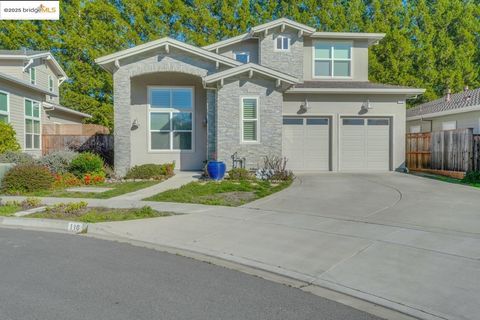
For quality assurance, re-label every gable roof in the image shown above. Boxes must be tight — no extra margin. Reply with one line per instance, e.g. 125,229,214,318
203,62,298,86
203,18,315,51
0,50,67,79
95,37,242,73
407,88,480,119
288,81,425,95
0,71,57,96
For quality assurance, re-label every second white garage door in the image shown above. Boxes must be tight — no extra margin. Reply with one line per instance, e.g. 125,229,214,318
282,117,330,171
340,118,390,171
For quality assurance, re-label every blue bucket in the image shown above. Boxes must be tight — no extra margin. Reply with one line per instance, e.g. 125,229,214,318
207,161,226,181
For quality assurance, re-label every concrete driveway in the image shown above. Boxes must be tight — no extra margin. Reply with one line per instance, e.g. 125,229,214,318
92,173,480,320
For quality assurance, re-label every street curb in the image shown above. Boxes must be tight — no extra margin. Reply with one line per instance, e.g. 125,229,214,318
0,216,88,234
86,225,422,320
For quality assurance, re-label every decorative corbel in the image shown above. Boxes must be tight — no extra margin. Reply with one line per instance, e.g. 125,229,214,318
298,30,303,38
280,24,285,32
165,43,169,53
23,58,34,72
264,28,268,37
114,59,120,70
215,61,220,70
248,70,253,78
276,79,281,88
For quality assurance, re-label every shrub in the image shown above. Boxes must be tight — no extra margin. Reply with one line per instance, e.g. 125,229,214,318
125,163,175,179
83,172,105,185
256,156,293,181
1,164,55,194
462,171,480,184
0,122,20,154
228,168,253,181
46,201,88,216
39,150,77,174
69,152,104,178
53,172,82,189
0,151,35,165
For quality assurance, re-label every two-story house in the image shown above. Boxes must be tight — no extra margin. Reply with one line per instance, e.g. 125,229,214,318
96,18,424,176
0,49,91,156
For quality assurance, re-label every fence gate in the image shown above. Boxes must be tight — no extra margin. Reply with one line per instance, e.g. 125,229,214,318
406,132,431,170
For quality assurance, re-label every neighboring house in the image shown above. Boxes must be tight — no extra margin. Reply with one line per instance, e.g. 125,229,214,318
96,18,424,176
407,87,480,134
0,49,91,156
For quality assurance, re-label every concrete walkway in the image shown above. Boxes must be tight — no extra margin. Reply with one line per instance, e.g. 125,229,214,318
2,173,480,320
110,171,202,201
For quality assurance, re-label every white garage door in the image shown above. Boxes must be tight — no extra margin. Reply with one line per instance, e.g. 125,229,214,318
282,117,330,171
340,118,390,171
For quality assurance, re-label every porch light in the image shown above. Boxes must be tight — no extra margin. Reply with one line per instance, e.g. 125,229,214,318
131,118,139,129
300,98,309,112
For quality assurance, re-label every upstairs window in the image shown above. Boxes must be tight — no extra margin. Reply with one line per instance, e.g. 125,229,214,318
234,51,250,63
314,41,352,78
48,75,54,92
0,91,9,123
29,67,36,85
275,35,290,51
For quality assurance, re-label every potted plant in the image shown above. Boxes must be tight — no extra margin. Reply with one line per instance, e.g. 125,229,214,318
207,159,226,181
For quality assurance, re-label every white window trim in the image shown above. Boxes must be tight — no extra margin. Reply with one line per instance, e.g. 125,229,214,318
147,86,195,153
240,96,260,144
24,98,41,150
442,120,457,131
29,67,36,85
312,40,353,79
233,51,250,63
410,125,421,133
0,90,9,123
274,35,291,52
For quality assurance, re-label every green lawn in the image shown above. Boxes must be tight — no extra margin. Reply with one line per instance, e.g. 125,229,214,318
0,203,21,216
10,181,159,199
145,179,292,206
27,205,172,223
411,172,480,188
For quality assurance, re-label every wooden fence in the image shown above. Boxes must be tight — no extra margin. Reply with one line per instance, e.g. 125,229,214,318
406,128,480,176
43,124,110,135
42,134,114,165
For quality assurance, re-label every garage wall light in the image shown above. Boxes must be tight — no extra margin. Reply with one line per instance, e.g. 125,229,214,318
362,99,372,111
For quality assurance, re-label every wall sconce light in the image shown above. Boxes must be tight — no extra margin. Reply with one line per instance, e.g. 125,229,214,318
361,99,372,111
131,119,139,130
300,98,309,112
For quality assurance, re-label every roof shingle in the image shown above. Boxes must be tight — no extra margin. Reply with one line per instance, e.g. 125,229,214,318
406,88,480,118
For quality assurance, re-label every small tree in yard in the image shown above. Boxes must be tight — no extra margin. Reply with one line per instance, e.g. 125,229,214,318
0,122,20,154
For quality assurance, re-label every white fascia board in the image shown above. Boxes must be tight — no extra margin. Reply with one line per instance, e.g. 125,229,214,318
251,18,316,34
0,52,68,78
286,87,425,95
407,104,480,121
95,37,241,71
203,33,253,51
43,102,92,118
311,32,386,45
204,63,298,84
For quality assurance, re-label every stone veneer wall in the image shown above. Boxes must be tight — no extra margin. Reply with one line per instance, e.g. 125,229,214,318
216,77,283,169
259,28,303,81
113,51,221,176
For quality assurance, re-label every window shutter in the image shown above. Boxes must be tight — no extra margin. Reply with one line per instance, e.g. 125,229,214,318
243,99,257,119
0,93,7,112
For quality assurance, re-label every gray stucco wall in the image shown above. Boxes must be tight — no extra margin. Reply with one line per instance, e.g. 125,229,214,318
112,48,219,176
216,76,283,169
283,93,408,171
259,27,304,81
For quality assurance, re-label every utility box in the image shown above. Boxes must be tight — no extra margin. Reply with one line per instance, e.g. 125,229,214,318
0,163,13,182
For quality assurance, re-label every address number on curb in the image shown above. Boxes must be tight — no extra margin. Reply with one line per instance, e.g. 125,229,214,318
67,222,84,233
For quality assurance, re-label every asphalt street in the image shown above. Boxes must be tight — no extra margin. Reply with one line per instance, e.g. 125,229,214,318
0,229,381,320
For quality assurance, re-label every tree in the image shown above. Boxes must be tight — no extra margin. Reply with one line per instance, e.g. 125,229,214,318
0,122,20,154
